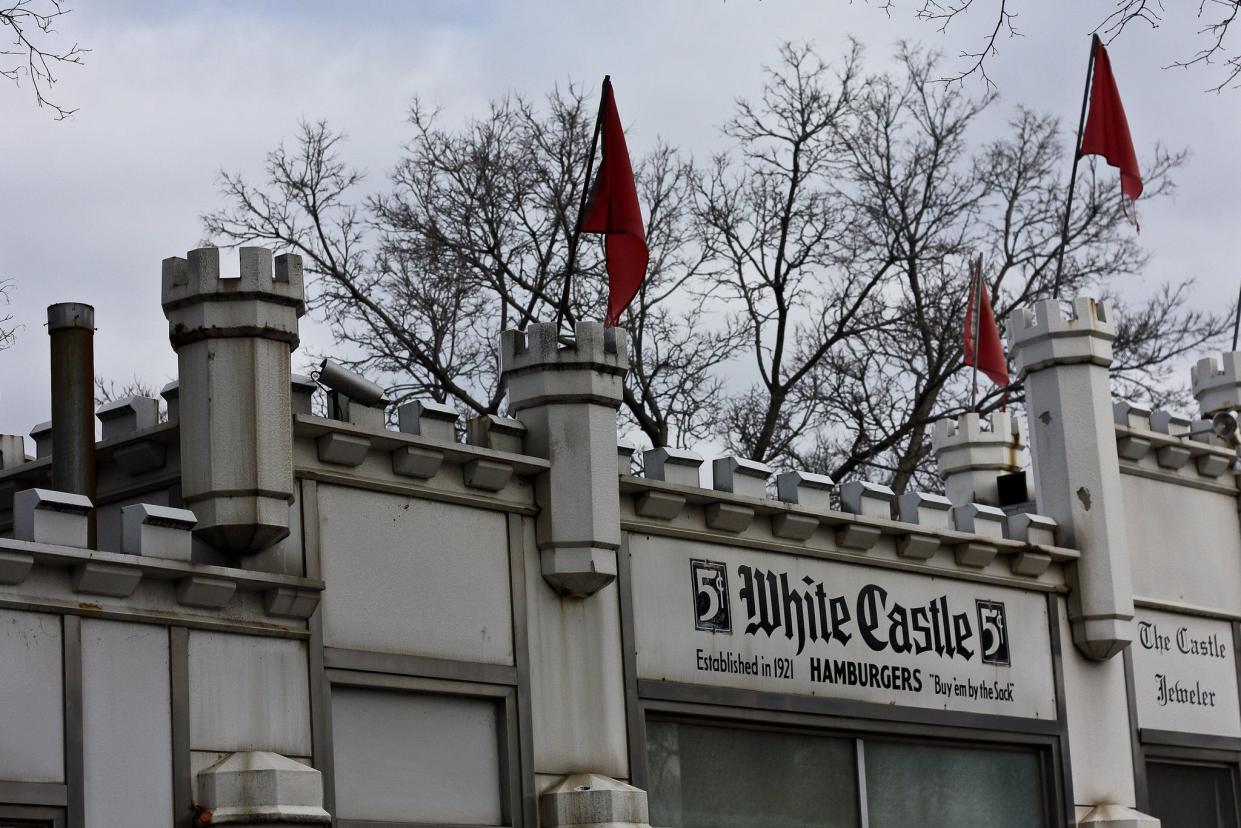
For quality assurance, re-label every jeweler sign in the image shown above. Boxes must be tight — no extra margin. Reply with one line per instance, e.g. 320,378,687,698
631,537,1058,719
1131,608,1241,738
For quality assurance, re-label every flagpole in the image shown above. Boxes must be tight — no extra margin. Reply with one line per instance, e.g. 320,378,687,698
1232,281,1241,351
971,256,982,412
1053,34,1100,299
557,75,610,332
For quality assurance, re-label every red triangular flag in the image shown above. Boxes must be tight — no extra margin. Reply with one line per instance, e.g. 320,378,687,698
579,78,648,326
964,263,1008,388
1078,38,1143,225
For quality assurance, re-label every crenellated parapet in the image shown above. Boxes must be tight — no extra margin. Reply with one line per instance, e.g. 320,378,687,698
501,320,628,414
161,246,304,347
932,411,1027,506
620,451,1069,581
1113,399,1238,479
1010,296,1115,374
1191,351,1241,416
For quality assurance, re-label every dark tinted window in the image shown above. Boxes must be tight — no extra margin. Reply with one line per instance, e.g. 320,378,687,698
647,720,860,828
1147,760,1239,828
865,741,1045,828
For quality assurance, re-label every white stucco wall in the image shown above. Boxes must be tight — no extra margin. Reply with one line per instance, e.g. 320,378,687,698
82,619,172,827
0,609,63,783
317,484,514,665
1122,473,1241,614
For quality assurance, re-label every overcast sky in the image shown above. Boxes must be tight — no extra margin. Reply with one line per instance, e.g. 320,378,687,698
0,1,1236,438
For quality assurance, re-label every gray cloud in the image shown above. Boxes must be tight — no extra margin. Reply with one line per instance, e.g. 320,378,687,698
0,0,1232,437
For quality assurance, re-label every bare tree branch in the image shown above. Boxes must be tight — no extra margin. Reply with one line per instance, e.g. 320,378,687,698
1,0,86,119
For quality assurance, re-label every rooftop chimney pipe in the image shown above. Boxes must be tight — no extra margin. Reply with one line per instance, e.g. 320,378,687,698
47,302,96,546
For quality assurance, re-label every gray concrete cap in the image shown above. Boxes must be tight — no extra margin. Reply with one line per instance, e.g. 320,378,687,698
197,751,330,825
643,447,703,488
712,456,773,498
539,773,651,827
839,481,896,519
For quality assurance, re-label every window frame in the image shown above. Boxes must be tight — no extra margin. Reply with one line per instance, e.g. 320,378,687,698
1139,741,1241,826
0,803,66,828
639,702,1063,828
326,667,522,828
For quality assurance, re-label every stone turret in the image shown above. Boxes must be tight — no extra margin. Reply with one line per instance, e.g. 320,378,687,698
1192,351,1241,417
501,320,649,826
161,247,305,556
1010,298,1132,661
932,411,1027,506
501,320,628,597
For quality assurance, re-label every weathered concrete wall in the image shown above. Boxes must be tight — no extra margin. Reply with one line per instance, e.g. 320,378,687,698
81,619,172,828
1122,473,1241,613
0,609,63,783
317,484,514,664
188,632,311,756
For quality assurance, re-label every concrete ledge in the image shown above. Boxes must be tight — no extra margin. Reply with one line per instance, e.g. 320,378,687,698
0,537,322,622
391,445,444,479
177,575,238,609
463,458,514,491
896,533,939,560
634,490,686,520
316,432,371,467
0,551,34,584
705,502,754,533
73,562,142,598
264,587,321,619
771,512,818,541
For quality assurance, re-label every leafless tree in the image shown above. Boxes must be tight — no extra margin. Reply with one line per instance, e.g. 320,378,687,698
205,41,1229,491
203,93,730,445
1,0,85,119
0,279,17,352
699,42,1221,490
887,0,1241,92
94,376,156,407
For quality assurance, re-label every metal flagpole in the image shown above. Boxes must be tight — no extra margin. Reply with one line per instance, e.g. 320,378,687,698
1233,281,1241,351
971,256,982,412
557,75,610,332
1053,34,1100,299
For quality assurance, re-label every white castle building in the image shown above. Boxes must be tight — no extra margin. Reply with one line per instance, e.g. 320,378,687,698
0,246,1235,827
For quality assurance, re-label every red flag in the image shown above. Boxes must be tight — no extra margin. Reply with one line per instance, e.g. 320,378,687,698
1078,38,1142,223
579,78,648,326
964,262,1008,388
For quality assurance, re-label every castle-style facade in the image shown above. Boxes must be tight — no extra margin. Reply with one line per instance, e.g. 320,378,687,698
0,247,1234,827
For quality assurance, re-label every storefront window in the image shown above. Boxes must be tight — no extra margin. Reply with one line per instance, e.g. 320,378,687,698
1147,760,1239,828
864,741,1045,828
647,719,1051,828
647,720,861,827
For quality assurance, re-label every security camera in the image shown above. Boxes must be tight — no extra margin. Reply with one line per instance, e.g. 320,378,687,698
1211,410,1238,442
316,359,388,407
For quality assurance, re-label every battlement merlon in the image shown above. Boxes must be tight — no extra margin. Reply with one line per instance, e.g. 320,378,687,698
1191,351,1241,416
932,411,1026,457
1009,297,1116,377
161,247,306,349
501,321,629,414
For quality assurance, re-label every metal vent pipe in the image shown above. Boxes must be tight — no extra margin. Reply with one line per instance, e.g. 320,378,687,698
47,302,96,546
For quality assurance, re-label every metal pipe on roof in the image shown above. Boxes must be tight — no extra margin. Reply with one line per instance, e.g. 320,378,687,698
47,302,96,547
